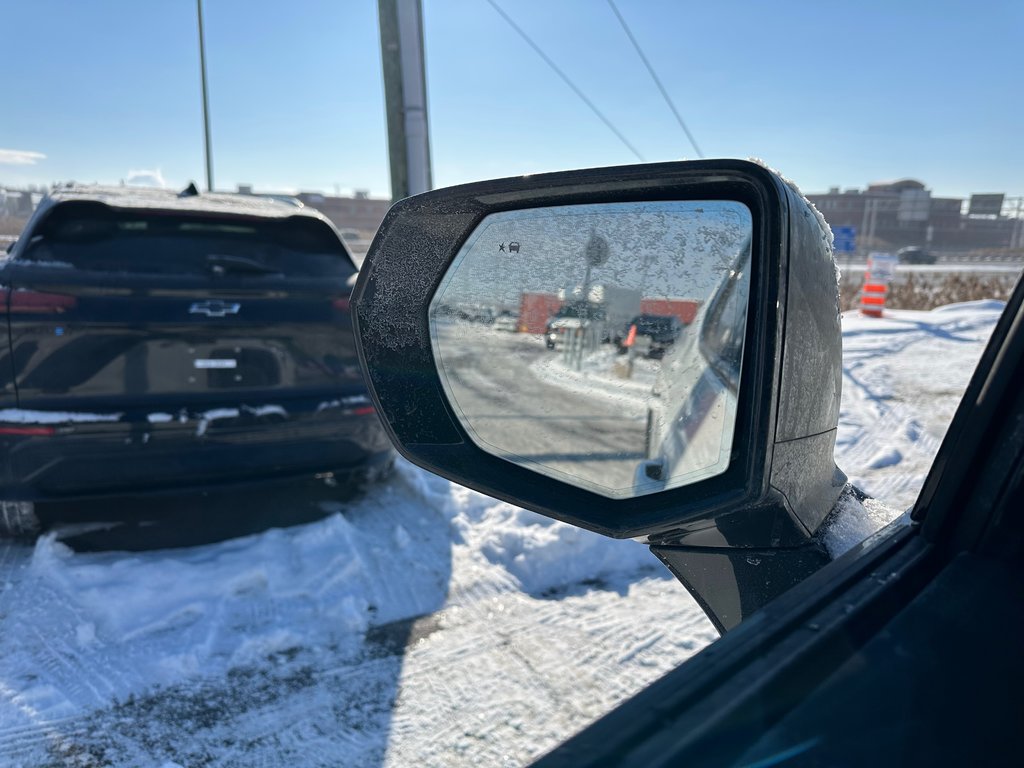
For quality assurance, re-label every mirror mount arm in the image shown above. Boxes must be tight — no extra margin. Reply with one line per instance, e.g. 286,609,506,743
643,483,840,633
651,541,832,634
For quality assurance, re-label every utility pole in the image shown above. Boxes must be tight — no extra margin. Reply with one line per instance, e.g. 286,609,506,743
1013,196,1024,251
197,0,214,192
868,198,878,251
378,0,432,203
859,196,872,259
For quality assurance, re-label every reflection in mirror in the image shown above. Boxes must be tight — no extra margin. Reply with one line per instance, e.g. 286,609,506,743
429,201,752,499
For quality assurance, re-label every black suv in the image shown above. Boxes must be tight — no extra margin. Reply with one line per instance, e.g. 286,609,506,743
0,184,393,535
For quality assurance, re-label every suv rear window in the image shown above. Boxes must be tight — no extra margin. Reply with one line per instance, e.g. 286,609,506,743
21,201,356,279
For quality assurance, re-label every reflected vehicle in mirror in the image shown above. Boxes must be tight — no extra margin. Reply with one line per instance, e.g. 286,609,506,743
615,313,685,358
544,301,603,350
492,310,520,332
429,200,752,500
542,283,639,351
637,245,749,492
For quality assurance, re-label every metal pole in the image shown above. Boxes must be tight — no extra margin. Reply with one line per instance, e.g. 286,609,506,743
197,0,214,191
1012,206,1020,250
397,0,431,196
868,198,878,252
859,197,871,260
378,0,432,203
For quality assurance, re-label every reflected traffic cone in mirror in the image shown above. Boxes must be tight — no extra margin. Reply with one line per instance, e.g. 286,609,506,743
625,323,637,347
614,323,638,379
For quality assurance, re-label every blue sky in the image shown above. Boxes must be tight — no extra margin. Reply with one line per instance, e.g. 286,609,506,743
2,0,1021,199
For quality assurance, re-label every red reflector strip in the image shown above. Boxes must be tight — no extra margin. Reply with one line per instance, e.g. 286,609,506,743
351,406,376,416
9,291,77,313
0,425,56,436
861,295,887,306
332,298,351,311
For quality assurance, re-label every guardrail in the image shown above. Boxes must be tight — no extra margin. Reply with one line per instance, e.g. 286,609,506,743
841,263,1022,276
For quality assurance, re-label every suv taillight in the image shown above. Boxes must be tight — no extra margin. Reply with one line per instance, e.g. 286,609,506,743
7,289,77,314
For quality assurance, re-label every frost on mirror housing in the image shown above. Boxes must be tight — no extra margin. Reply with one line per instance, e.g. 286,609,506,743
354,159,847,629
428,201,752,499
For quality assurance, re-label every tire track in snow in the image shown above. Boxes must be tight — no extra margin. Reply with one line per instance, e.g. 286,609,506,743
837,307,999,509
383,577,715,767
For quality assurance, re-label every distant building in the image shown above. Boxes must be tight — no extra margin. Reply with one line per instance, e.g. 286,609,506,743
0,188,41,217
234,186,389,234
294,190,391,236
808,180,1022,253
0,187,43,237
234,186,391,257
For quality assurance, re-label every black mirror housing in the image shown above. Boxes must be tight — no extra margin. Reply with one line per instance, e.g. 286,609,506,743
354,160,843,537
353,160,846,630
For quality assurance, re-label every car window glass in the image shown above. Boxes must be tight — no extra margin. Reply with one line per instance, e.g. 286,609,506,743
21,204,355,279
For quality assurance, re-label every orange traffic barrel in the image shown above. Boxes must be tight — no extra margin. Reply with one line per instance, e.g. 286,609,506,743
860,272,888,318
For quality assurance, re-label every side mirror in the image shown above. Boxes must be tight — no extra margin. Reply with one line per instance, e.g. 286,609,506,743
353,160,845,632
4,240,14,254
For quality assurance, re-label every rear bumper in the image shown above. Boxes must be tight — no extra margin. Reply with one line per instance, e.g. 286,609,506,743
0,396,393,502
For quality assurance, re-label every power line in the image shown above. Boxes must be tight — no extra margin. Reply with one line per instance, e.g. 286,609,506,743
606,0,703,159
483,0,645,162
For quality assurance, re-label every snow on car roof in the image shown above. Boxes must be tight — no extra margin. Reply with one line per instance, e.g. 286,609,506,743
43,183,329,222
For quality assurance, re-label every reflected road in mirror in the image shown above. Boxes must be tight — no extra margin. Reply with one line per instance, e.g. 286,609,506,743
433,321,649,489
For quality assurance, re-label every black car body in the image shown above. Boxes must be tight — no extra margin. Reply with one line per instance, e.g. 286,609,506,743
0,185,392,529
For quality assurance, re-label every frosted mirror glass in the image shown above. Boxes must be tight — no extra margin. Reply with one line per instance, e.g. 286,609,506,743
429,201,752,499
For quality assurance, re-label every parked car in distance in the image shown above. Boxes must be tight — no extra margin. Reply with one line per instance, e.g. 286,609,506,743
544,301,605,349
492,311,519,332
896,245,937,264
0,183,393,536
616,313,684,358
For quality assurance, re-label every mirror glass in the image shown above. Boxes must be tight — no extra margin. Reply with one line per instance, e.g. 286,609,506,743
429,201,752,499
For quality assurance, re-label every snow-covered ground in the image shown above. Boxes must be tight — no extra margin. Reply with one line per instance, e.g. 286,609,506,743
0,301,1004,767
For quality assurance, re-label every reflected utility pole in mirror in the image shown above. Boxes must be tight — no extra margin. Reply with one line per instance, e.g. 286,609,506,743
569,232,610,370
584,232,610,277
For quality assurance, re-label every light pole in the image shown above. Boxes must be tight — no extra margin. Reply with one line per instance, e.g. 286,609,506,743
197,0,214,192
378,0,432,203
